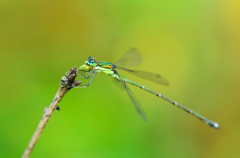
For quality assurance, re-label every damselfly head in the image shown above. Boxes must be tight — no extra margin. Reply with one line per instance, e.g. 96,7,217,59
86,56,96,66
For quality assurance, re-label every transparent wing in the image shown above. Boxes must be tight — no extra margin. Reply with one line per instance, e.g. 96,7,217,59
116,66,169,85
115,48,142,67
117,74,148,122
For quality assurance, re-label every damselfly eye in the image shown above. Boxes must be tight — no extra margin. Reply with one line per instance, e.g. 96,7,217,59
86,56,96,66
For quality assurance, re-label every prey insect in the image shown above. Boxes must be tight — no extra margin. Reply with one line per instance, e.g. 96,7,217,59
76,48,219,129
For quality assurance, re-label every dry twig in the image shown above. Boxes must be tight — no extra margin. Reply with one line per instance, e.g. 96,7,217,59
22,66,81,158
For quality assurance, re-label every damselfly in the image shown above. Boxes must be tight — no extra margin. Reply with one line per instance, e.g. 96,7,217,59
76,48,219,129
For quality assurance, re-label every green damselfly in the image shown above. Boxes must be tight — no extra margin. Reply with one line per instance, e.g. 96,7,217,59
77,48,219,129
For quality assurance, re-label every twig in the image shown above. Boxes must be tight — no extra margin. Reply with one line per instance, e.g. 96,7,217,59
22,66,81,158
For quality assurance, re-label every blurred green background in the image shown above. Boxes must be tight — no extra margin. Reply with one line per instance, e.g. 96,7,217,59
0,0,240,158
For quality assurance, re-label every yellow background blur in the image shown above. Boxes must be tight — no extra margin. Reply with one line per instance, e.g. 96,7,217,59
1,0,240,158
